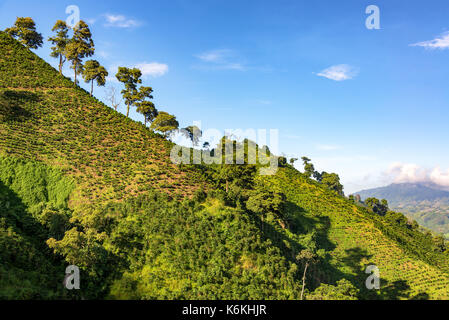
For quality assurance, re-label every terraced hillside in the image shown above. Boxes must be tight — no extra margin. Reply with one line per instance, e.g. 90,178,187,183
0,31,206,210
1,30,448,300
261,169,449,299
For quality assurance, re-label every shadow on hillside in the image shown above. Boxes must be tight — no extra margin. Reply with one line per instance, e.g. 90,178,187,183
0,90,37,122
340,247,430,300
257,201,340,289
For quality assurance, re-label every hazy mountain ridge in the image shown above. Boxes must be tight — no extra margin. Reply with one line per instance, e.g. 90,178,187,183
355,183,449,238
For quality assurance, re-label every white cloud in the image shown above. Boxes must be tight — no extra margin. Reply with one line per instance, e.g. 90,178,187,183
386,162,449,187
85,18,97,25
195,49,245,71
410,32,449,50
317,64,359,81
430,167,449,186
104,14,141,28
196,49,230,63
105,62,168,83
136,62,169,77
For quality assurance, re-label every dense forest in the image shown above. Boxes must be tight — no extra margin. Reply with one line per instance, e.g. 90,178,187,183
0,18,448,300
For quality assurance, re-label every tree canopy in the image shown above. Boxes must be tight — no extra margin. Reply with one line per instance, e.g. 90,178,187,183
150,112,179,138
5,17,43,49
82,60,108,96
115,67,142,118
48,20,70,74
182,126,202,146
65,21,95,84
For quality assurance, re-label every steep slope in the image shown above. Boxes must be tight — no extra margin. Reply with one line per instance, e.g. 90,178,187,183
263,169,449,299
355,183,449,238
1,31,448,300
0,31,206,211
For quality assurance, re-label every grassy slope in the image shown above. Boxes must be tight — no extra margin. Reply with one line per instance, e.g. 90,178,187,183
1,31,448,299
262,168,449,299
0,31,206,213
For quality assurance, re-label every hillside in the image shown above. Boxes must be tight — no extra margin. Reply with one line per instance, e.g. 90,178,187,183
1,31,449,300
355,183,449,238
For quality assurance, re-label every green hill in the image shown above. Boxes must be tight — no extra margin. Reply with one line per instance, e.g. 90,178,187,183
355,183,449,239
1,31,448,300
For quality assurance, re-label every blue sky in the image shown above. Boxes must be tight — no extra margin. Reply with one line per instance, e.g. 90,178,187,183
1,0,449,193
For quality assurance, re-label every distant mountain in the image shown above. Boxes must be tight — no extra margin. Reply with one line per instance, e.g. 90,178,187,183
354,183,449,238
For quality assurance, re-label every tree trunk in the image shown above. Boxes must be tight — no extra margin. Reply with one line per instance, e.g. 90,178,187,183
74,62,77,85
91,79,94,96
126,103,130,117
300,262,309,300
59,54,63,74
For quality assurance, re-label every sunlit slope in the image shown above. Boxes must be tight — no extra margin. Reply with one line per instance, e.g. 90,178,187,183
263,168,449,299
0,31,206,209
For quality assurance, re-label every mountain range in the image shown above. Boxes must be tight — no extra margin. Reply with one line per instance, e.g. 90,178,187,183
355,183,449,238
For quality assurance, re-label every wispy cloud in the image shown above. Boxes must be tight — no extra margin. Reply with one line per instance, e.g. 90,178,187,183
197,49,230,63
317,64,359,81
104,14,141,28
85,18,97,25
136,62,169,77
195,49,245,71
107,62,169,82
410,31,449,50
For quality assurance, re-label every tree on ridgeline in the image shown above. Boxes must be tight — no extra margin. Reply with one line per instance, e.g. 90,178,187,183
290,158,298,166
365,197,389,216
115,67,142,118
5,17,43,49
48,20,70,75
136,86,158,126
182,126,202,147
320,172,344,196
150,111,179,139
82,60,108,96
65,21,95,85
301,157,315,178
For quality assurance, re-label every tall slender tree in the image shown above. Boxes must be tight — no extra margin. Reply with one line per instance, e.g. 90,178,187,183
48,20,70,75
115,67,142,117
65,21,95,85
297,249,318,300
82,60,108,96
5,17,43,49
135,86,158,126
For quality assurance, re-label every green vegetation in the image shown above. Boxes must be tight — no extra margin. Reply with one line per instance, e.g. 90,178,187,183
0,157,74,299
356,183,449,239
1,22,448,301
65,21,95,84
5,17,43,49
